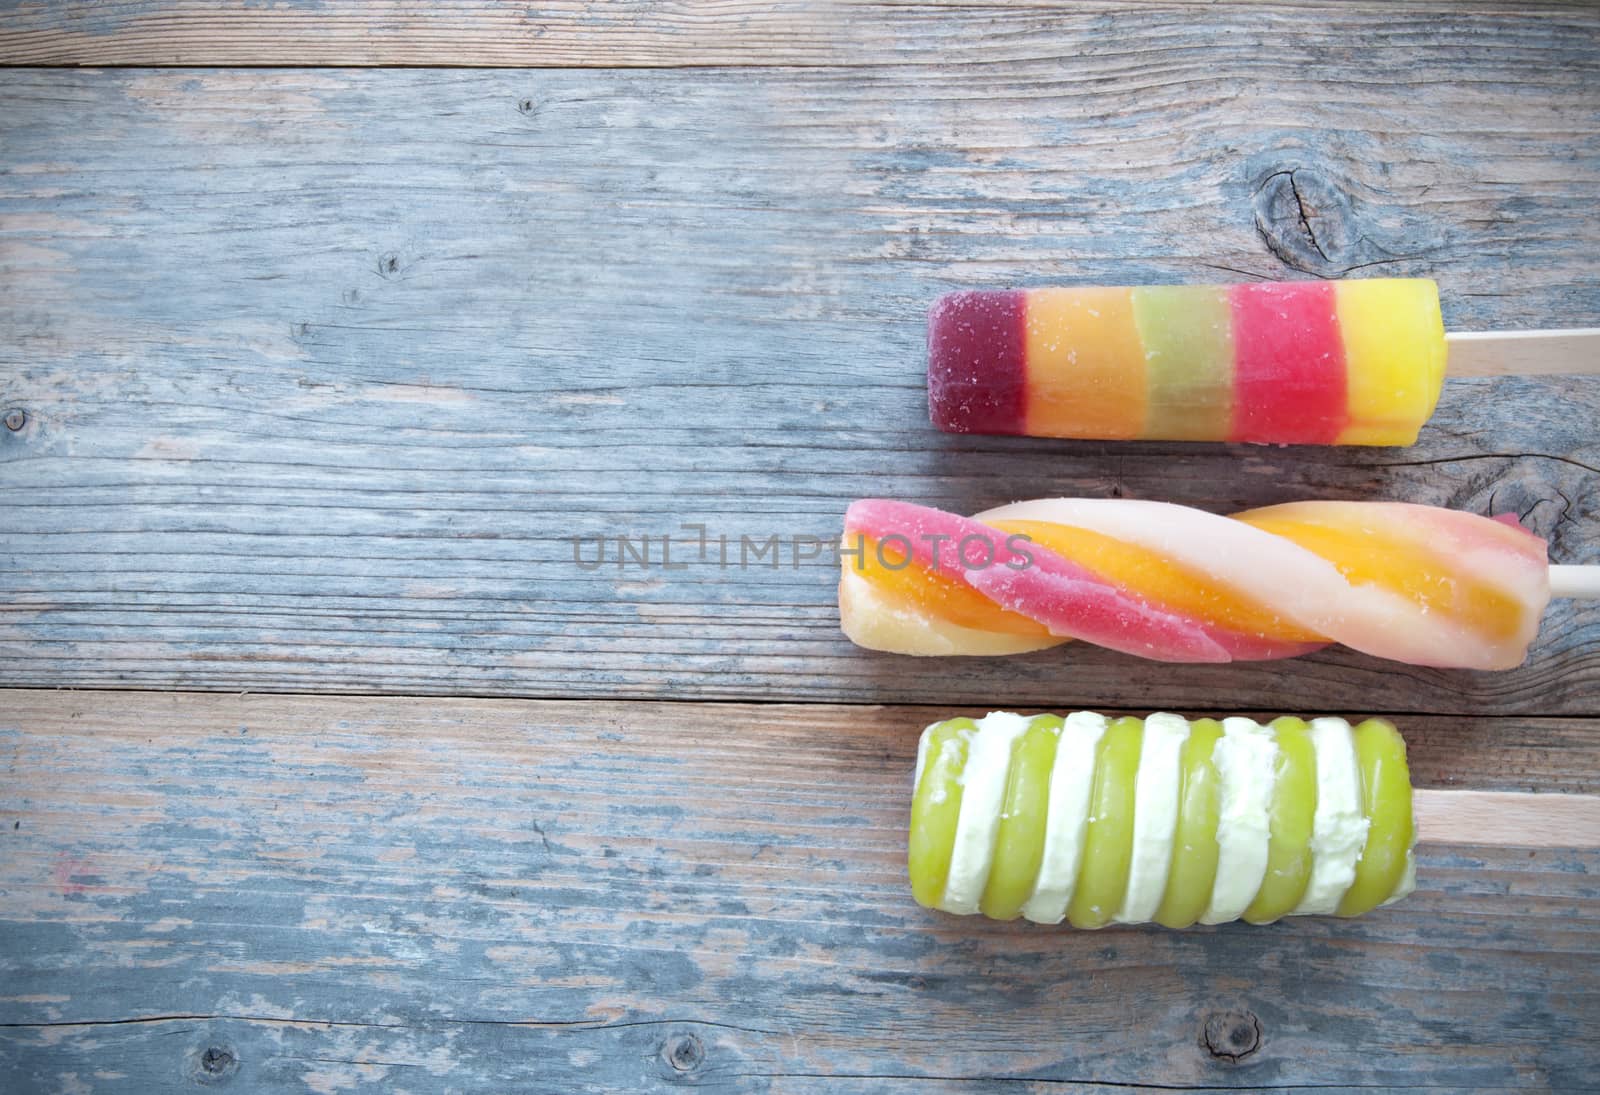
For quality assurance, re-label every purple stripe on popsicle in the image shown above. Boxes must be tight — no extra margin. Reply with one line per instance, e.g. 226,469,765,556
927,290,1027,434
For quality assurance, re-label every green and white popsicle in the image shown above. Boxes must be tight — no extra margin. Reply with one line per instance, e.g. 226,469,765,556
909,711,1416,927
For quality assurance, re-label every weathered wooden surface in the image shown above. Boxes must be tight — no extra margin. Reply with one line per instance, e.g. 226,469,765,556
1,692,1596,1093
1,63,1598,714
3,1,1596,68
4,5,1600,1092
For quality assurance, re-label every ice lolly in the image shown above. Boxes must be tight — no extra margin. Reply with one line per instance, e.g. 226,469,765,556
910,711,1415,927
927,279,1576,445
837,497,1599,669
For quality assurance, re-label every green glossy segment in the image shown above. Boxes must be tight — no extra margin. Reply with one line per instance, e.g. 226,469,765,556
1154,718,1224,929
1131,285,1235,440
1338,719,1414,917
980,715,1063,920
908,718,975,909
1243,717,1319,924
1068,716,1143,929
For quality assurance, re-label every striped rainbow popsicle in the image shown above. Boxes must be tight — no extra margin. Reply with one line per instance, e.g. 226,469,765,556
927,279,1447,446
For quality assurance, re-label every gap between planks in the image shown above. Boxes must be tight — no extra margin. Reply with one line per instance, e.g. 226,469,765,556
9,685,1597,845
4,688,1598,799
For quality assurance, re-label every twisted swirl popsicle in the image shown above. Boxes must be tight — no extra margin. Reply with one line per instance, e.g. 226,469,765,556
839,498,1551,669
911,711,1416,927
929,279,1446,445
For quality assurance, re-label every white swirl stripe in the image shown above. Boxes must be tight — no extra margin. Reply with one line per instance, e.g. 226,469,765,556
1021,712,1106,924
1201,718,1280,924
941,712,1032,914
1293,718,1370,916
1116,712,1187,924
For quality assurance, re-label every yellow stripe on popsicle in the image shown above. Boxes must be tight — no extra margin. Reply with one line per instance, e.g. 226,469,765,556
1334,279,1447,446
1023,288,1147,439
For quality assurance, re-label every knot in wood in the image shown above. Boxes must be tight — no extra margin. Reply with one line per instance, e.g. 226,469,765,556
188,1043,240,1085
1202,1010,1261,1063
3,408,26,431
663,1032,704,1073
1253,167,1359,276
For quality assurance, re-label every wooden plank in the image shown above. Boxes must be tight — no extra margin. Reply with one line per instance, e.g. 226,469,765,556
0,691,1596,1092
1,1,1595,69
1,65,1598,713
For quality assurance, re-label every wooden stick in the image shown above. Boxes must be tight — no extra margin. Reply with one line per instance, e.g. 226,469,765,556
1550,565,1600,600
1415,789,1600,848
1445,328,1600,377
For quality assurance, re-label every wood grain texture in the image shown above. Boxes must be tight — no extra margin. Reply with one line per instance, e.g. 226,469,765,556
1,1,1596,69
2,63,1598,712
1,691,1596,1093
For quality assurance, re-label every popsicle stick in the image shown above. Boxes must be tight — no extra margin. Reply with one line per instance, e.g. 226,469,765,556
1445,328,1600,377
1549,565,1600,600
1415,789,1600,848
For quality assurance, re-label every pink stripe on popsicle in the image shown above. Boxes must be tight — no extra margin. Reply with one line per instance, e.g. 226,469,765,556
1228,282,1347,444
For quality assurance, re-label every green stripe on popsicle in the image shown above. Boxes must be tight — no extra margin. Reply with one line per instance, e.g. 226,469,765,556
979,715,1063,920
1338,719,1415,916
1243,717,1319,923
1067,716,1144,929
1131,285,1235,440
907,718,974,909
1153,718,1224,929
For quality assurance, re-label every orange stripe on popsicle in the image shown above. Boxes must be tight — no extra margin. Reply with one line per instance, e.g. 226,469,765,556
855,536,1052,637
1023,288,1147,439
